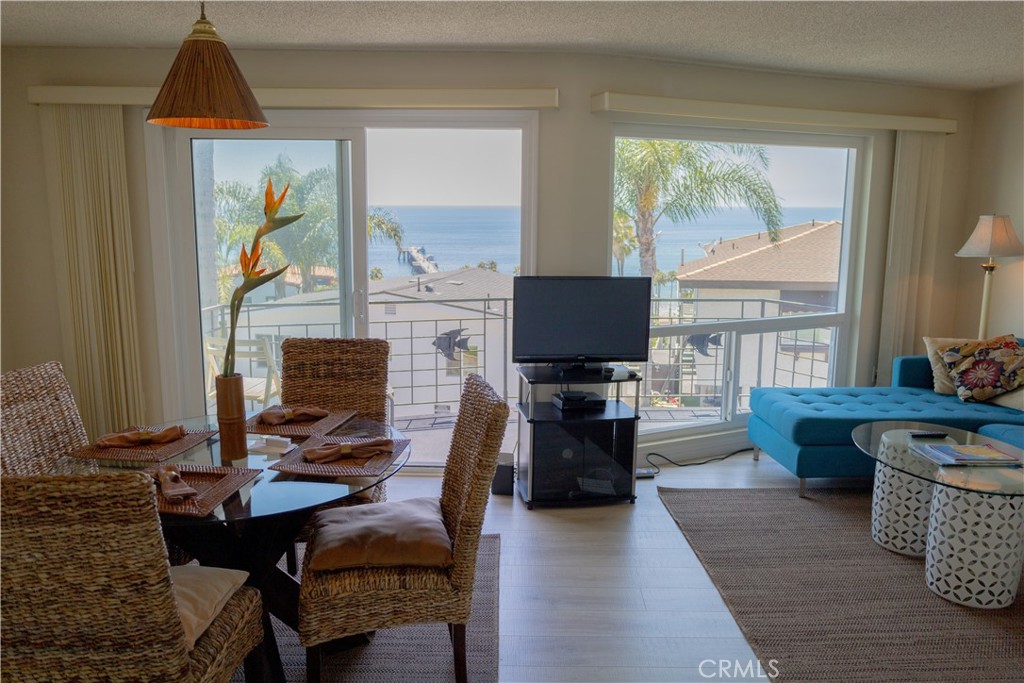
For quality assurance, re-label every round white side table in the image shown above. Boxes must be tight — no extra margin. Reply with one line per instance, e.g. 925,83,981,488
925,485,1024,609
871,458,933,557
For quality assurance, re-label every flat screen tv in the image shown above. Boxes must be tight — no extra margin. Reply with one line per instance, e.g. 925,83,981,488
512,276,652,367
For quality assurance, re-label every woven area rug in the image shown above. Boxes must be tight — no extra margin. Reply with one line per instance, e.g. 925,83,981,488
658,487,1023,683
233,534,499,682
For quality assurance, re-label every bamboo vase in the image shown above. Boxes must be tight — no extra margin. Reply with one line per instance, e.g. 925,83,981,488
215,374,247,464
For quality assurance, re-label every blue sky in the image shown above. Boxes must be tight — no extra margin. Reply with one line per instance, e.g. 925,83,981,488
210,131,847,207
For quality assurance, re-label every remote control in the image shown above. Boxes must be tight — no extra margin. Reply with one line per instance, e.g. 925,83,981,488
909,430,948,439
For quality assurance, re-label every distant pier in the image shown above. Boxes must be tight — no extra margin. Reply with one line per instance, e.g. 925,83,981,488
399,246,439,274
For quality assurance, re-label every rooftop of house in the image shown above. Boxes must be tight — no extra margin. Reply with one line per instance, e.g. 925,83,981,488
370,266,514,304
676,220,842,291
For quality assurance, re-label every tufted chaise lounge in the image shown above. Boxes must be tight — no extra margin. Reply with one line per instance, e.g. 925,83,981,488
747,354,1024,494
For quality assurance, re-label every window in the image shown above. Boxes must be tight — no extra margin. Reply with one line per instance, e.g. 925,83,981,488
148,110,536,466
191,138,350,413
612,126,863,437
365,127,526,464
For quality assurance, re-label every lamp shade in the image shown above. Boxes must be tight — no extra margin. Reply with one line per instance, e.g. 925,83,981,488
955,215,1024,258
147,7,267,130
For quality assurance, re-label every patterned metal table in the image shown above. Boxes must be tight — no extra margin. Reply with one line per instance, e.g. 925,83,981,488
852,420,1023,609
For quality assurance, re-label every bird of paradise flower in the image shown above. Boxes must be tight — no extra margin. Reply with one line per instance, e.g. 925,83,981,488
222,178,304,377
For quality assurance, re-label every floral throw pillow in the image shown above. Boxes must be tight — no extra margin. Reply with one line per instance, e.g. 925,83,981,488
939,334,1024,402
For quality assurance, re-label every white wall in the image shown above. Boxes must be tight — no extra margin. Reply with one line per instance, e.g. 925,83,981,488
953,82,1024,338
1,46,982,422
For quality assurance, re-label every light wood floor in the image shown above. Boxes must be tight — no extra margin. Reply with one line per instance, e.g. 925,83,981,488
388,451,861,682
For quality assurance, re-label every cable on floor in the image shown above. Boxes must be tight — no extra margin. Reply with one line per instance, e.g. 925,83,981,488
641,447,753,475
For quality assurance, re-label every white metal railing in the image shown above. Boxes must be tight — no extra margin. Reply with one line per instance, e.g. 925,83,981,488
200,295,842,429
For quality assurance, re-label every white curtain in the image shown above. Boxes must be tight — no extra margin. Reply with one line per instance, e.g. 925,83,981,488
39,104,144,437
875,130,947,385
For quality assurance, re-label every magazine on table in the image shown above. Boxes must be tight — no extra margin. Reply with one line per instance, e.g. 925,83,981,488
910,442,1021,467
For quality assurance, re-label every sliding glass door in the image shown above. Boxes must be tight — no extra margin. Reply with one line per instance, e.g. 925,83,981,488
154,111,535,466
187,135,358,413
365,128,522,453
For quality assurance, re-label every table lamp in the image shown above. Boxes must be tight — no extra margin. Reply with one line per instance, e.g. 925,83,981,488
955,215,1024,338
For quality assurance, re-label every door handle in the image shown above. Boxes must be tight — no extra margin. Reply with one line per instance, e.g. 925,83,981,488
352,288,366,323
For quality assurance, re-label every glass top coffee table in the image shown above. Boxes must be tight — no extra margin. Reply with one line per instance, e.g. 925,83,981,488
852,420,1023,609
852,420,1023,497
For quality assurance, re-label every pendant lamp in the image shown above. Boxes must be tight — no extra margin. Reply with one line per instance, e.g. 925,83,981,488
147,2,268,129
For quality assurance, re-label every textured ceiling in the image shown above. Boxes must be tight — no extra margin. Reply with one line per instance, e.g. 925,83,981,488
2,1,1022,91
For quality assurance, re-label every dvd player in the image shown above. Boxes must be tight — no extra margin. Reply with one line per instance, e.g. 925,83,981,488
552,391,606,412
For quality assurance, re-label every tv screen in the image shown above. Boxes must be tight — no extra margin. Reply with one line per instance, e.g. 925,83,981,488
512,276,652,365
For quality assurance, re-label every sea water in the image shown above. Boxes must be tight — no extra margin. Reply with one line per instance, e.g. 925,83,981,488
367,205,843,279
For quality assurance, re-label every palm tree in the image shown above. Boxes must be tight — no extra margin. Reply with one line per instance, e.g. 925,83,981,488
213,181,260,303
259,156,405,293
653,269,676,298
258,157,338,293
614,138,783,278
612,211,639,277
368,208,404,252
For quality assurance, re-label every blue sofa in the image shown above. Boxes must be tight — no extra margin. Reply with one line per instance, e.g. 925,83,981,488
747,354,1024,487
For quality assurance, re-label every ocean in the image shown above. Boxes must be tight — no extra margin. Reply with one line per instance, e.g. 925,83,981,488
367,205,844,279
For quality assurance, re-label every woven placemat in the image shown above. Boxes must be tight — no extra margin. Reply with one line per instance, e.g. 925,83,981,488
70,428,216,465
146,465,261,517
269,434,410,479
246,407,356,437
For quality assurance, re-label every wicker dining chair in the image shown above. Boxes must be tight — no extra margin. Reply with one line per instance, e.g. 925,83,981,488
280,337,392,572
280,337,391,424
1,472,266,683
298,374,509,683
0,360,94,476
0,360,198,566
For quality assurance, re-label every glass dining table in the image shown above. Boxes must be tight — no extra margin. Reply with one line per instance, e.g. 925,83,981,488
54,414,411,683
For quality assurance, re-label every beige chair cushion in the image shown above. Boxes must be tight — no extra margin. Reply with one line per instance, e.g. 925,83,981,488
169,565,249,649
923,336,977,394
308,496,453,571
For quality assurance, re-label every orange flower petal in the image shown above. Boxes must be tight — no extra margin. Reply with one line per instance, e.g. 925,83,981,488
265,181,289,219
264,179,275,214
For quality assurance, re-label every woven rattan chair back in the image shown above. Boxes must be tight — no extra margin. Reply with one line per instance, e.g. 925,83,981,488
280,338,390,423
2,472,265,682
2,472,196,680
1,360,92,476
439,373,510,592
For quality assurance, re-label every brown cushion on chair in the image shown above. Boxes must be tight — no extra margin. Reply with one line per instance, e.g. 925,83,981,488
308,496,453,571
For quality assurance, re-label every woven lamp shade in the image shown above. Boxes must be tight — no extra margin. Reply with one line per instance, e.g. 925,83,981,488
147,10,267,130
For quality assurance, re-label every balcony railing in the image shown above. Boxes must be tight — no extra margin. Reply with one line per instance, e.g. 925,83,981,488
201,294,840,432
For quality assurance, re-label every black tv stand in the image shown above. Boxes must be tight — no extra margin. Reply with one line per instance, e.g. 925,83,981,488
516,365,641,509
552,363,613,383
